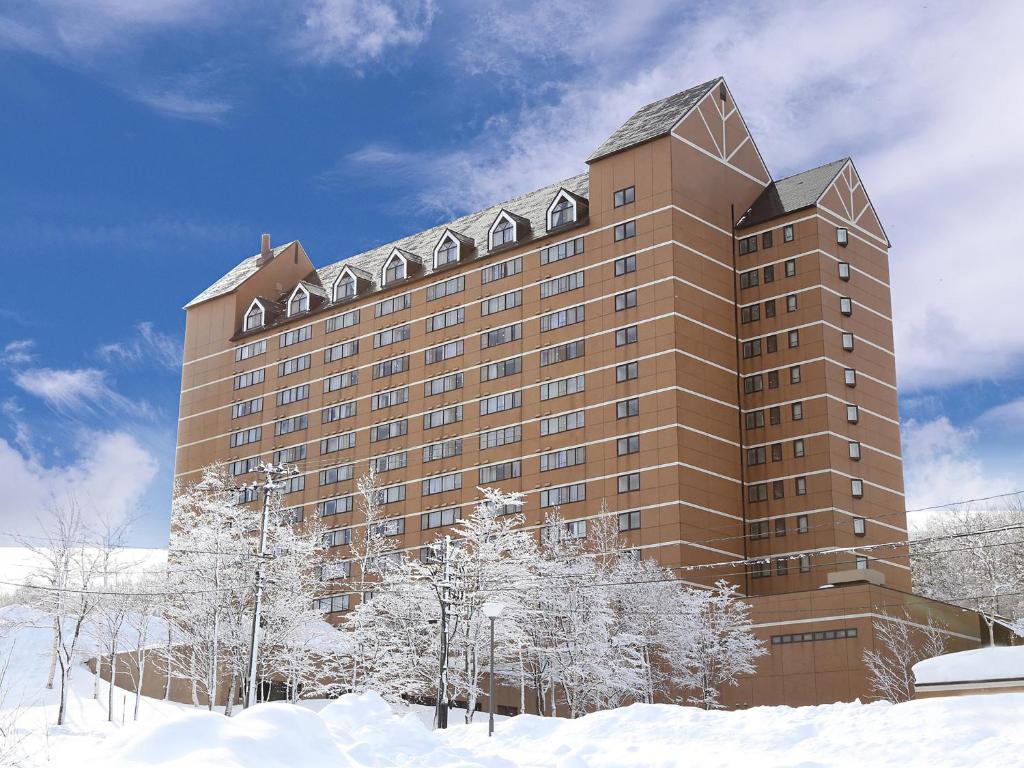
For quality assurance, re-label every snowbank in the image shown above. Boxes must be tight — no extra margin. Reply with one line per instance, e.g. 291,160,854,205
913,645,1024,685
3,604,1024,767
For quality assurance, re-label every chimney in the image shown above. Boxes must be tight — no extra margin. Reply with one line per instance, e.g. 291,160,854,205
260,233,271,258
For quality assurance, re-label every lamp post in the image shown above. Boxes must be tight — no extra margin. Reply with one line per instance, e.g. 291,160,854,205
481,601,505,737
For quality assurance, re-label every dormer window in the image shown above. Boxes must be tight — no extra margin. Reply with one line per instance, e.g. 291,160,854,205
435,234,459,268
287,285,310,317
244,299,265,331
492,216,515,248
550,197,573,228
336,275,355,301
382,251,407,285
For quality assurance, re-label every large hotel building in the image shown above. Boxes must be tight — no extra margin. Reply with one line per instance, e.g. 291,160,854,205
175,78,985,707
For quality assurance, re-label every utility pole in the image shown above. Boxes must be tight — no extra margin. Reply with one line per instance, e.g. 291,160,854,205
243,462,295,708
434,535,451,729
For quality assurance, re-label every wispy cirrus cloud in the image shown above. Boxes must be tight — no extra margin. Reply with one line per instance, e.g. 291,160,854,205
12,367,152,419
0,340,36,366
98,322,181,371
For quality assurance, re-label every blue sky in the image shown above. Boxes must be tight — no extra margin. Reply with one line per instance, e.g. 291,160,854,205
1,0,1023,547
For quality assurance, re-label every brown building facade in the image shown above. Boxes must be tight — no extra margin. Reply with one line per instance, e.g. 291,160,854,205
174,77,981,706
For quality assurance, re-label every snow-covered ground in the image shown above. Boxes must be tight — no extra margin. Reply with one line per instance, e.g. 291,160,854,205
3,604,1024,767
914,645,1024,684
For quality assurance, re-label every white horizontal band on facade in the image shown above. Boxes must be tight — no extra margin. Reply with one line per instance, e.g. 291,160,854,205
738,318,895,357
179,270,736,397
183,202,740,369
751,612,979,643
742,466,904,498
736,281,892,323
743,429,902,462
739,355,897,393
739,389,900,427
174,344,741,455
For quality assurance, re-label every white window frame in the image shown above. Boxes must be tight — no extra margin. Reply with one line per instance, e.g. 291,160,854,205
244,298,266,330
381,249,409,285
332,266,359,302
488,210,518,249
432,230,462,269
286,284,311,317
546,190,577,230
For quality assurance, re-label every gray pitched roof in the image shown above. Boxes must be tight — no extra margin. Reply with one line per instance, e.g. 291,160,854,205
184,242,296,308
316,173,588,294
736,158,848,230
587,78,721,163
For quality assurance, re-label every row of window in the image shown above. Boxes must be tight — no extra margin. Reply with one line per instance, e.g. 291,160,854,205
747,476,866,504
753,554,869,579
750,515,866,539
737,224,795,256
747,437,862,466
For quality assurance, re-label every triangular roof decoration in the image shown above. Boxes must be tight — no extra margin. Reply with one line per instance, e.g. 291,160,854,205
488,209,530,247
546,187,589,231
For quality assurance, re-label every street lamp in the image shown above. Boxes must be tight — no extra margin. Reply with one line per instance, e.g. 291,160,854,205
481,601,505,737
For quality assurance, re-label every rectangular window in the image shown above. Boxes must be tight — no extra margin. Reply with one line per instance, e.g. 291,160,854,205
540,271,584,299
375,294,411,318
423,405,463,429
235,339,266,362
422,472,462,496
746,446,766,466
838,262,851,281
480,390,521,416
274,444,307,464
540,237,584,266
842,332,855,351
480,356,521,382
856,555,869,570
849,441,862,460
425,340,463,364
421,507,461,530
325,339,359,363
540,374,585,401
616,326,638,347
424,373,463,397
748,483,768,503
795,476,807,496
319,463,355,486
797,514,809,533
785,259,796,277
539,306,584,333
790,365,801,384
799,554,811,572
277,384,308,407
791,402,803,421
749,521,768,540
315,595,351,614
618,434,640,456
844,368,857,387
617,397,639,419
613,220,636,242
840,297,853,316
278,354,310,377
230,457,259,476
793,439,805,458
741,304,760,324
742,339,761,359
615,254,636,276
370,386,409,410
738,235,758,255
481,255,523,284
851,479,864,498
540,339,585,366
479,459,521,484
540,446,586,472
751,560,771,579
776,558,789,576
773,480,785,499
540,483,586,508
847,404,859,423
740,270,759,289
371,451,407,474
766,335,778,354
764,299,776,318
613,186,635,207
786,294,798,313
426,275,464,301
854,517,866,536
370,419,408,442
372,355,409,379
762,230,773,249
325,308,360,334
775,518,787,537
743,374,763,393
783,224,794,242
229,427,261,447
615,290,637,311
232,397,263,419
324,370,358,393
480,290,523,316
768,370,779,389
317,495,354,520
479,425,521,450
616,361,638,382
745,410,765,429
234,369,265,390
275,415,308,436
376,485,406,506
540,410,585,436
481,323,522,348
320,432,356,455
771,443,782,462
373,325,411,348
322,401,356,424
770,405,781,425
280,325,312,348
617,510,641,532
788,330,800,348
617,472,640,493
422,437,463,463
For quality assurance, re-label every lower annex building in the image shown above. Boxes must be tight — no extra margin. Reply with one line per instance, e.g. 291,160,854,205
174,77,987,708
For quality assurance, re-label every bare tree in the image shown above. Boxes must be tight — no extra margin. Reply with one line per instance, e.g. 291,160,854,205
863,612,947,702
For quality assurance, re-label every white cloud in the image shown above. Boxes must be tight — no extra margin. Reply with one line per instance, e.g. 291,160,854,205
347,0,1024,390
0,340,35,366
0,429,159,542
129,85,232,123
296,0,435,68
98,322,181,371
12,367,152,419
977,398,1024,433
901,417,1014,517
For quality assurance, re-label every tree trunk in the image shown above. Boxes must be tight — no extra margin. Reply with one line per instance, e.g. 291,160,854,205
108,649,117,722
164,627,173,701
46,619,59,689
93,654,101,699
57,662,71,726
134,651,146,721
190,649,199,707
224,674,239,717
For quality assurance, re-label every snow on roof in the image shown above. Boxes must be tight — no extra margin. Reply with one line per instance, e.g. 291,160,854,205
913,646,1024,685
